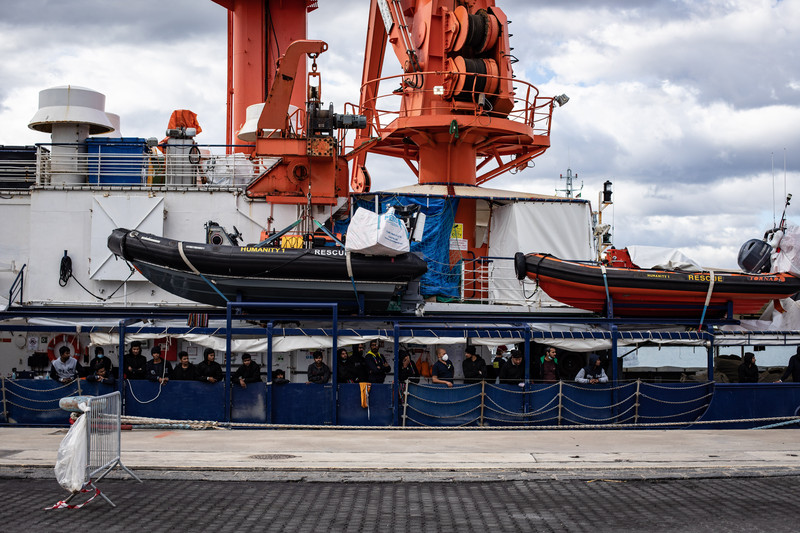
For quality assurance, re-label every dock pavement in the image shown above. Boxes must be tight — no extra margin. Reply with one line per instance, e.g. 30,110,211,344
1,427,799,482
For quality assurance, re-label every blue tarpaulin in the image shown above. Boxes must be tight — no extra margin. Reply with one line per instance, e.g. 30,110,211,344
337,195,461,298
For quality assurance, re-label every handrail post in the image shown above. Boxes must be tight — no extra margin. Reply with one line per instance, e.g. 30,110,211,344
1,377,7,422
331,305,338,426
402,379,409,427
266,321,274,424
634,378,641,426
225,303,233,424
557,380,563,426
479,379,485,427
392,321,400,427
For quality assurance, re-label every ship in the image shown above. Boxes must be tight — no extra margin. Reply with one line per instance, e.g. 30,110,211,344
1,0,799,429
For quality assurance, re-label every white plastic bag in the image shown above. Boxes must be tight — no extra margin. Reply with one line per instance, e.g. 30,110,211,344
346,207,410,256
54,403,89,492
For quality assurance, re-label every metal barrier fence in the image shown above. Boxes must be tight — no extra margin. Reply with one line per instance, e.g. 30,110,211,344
64,391,141,508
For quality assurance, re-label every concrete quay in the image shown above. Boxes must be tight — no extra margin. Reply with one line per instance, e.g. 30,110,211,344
1,427,799,482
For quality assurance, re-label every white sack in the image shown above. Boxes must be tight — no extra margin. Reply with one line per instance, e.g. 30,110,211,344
54,402,89,493
345,208,410,256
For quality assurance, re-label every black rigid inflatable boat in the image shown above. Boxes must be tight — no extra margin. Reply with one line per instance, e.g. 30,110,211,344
108,228,428,311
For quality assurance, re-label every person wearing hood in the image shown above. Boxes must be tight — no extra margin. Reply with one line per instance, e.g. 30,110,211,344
431,347,454,387
462,345,486,383
337,348,359,383
197,347,223,384
738,352,759,383
88,346,112,376
575,354,608,384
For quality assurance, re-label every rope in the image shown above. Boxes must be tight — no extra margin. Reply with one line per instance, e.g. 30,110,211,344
107,414,800,430
177,241,229,303
638,392,714,405
699,270,716,328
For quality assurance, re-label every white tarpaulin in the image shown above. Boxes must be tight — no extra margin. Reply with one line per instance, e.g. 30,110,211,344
771,223,800,276
627,245,702,272
488,201,594,304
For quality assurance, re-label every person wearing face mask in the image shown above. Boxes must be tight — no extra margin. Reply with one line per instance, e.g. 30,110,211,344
431,347,454,387
738,352,759,383
88,346,112,376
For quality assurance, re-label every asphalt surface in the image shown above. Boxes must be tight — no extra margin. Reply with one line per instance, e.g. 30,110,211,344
1,427,799,531
4,476,799,532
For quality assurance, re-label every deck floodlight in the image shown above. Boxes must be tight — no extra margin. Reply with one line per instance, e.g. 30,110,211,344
603,180,613,203
554,94,569,107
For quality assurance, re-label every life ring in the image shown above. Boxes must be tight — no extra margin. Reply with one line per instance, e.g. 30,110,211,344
47,334,81,361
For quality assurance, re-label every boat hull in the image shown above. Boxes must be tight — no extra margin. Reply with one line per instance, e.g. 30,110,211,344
108,228,428,311
516,253,800,318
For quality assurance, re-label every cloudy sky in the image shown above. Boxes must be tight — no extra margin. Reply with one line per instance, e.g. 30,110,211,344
1,0,798,268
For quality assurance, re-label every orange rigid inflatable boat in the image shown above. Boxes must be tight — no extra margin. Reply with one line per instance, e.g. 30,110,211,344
514,252,800,318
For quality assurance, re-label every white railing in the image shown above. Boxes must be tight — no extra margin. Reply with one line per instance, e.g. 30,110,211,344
458,257,541,306
24,143,271,188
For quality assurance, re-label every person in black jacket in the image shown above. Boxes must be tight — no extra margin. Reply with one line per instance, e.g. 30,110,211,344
777,347,800,383
487,345,507,382
307,350,331,384
398,350,420,384
337,348,359,383
499,350,525,385
86,366,115,386
351,344,369,383
146,345,172,384
233,353,262,388
462,345,486,383
125,341,147,380
88,346,112,376
738,352,759,383
197,347,223,384
365,340,391,383
172,351,199,381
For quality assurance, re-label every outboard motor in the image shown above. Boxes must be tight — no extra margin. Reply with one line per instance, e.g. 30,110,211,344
205,221,242,246
738,239,772,273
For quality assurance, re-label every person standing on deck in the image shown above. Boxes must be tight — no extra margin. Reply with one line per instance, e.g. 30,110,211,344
776,347,800,382
574,354,608,384
171,351,199,381
488,345,508,383
462,345,487,383
431,347,455,387
535,346,561,384
197,347,223,384
499,350,525,386
365,340,391,383
307,351,331,384
50,346,81,383
125,341,147,380
146,345,172,384
738,352,759,383
233,353,262,388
